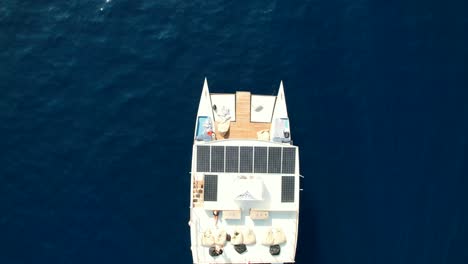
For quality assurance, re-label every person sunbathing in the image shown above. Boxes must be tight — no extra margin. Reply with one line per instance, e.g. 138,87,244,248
213,210,220,226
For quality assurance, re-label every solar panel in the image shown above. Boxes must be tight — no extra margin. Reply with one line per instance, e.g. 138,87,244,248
268,147,282,173
225,146,239,172
254,147,267,173
281,176,295,203
204,174,218,201
239,146,253,173
211,146,225,172
282,147,296,174
196,146,210,172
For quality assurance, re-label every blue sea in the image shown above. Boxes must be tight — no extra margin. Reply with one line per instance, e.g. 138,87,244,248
1,0,467,263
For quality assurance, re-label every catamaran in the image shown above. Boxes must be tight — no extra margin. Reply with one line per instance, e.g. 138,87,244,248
189,78,300,264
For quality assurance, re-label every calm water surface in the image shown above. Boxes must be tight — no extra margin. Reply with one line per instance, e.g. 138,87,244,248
1,0,467,263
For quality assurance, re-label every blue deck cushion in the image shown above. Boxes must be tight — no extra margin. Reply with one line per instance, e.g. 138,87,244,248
196,116,213,141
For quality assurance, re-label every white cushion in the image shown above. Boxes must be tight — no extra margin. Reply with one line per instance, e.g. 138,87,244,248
273,228,286,244
231,230,244,245
217,120,230,133
261,227,287,245
201,229,215,247
215,229,227,246
243,228,256,245
262,228,274,246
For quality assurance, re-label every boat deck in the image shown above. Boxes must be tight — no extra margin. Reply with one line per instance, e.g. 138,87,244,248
191,80,299,264
190,207,298,264
215,92,271,140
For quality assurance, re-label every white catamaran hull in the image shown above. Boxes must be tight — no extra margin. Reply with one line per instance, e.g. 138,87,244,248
189,79,300,264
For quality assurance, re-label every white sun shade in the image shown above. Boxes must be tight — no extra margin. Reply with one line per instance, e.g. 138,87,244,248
233,177,263,201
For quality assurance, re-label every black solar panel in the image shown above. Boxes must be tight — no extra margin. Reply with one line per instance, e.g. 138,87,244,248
281,176,295,203
239,146,253,173
268,147,282,173
282,147,296,174
211,146,225,172
204,175,218,201
254,147,267,173
225,146,239,172
196,146,210,172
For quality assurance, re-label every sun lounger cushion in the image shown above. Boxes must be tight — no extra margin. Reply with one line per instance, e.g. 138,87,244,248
262,229,275,246
215,229,227,246
273,228,286,244
216,120,230,135
262,227,286,245
256,130,270,141
201,229,215,247
231,230,244,245
243,228,256,245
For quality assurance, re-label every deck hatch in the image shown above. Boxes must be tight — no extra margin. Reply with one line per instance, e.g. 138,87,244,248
211,146,225,172
268,147,282,173
281,176,295,203
239,146,253,173
282,147,296,174
196,146,211,172
204,174,218,201
225,146,239,172
254,147,268,173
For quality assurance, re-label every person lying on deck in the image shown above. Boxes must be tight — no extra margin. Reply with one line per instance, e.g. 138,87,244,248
213,210,219,226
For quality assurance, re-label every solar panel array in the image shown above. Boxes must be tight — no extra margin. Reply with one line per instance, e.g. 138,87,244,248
281,176,295,203
204,174,218,201
196,145,296,174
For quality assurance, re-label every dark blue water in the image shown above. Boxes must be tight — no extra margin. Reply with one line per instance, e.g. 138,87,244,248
1,0,468,263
